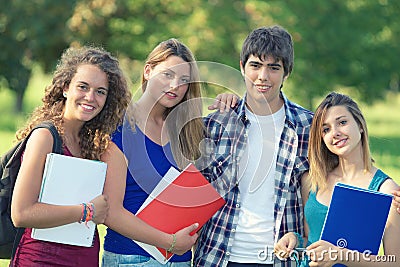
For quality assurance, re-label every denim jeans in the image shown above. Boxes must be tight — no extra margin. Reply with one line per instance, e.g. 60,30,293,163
101,250,192,267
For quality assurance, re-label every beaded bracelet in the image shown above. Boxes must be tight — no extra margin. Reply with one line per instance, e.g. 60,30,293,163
87,202,94,222
80,203,95,227
80,203,87,223
165,234,177,259
293,232,304,248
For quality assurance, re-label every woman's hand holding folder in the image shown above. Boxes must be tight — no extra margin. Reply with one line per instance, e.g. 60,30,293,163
169,223,199,255
89,194,109,224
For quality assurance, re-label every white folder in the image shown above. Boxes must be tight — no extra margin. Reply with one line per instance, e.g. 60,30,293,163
31,153,107,247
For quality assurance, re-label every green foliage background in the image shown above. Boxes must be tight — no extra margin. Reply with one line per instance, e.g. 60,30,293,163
1,1,400,265
1,0,400,112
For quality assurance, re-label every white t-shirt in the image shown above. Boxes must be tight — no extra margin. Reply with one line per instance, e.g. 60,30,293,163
230,105,285,264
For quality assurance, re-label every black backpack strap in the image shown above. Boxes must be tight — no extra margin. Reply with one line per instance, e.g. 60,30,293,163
33,121,63,155
2,121,62,192
10,121,63,263
5,122,63,174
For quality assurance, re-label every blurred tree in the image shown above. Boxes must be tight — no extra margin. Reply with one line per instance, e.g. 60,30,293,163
1,0,400,112
0,0,76,112
274,0,400,107
67,0,255,96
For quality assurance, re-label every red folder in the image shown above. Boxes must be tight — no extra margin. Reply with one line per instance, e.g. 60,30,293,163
135,163,226,263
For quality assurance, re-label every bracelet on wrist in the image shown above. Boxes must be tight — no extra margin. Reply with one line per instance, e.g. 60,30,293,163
167,233,176,253
80,203,87,223
79,202,94,227
165,233,177,259
87,202,94,222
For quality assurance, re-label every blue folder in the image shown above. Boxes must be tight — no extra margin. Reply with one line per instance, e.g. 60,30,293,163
320,183,392,267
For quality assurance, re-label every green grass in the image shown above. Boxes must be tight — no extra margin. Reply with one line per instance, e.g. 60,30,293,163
360,93,400,181
1,70,400,266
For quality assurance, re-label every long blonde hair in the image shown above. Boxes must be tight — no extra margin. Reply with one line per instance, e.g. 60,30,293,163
139,38,204,169
16,46,131,160
308,92,373,192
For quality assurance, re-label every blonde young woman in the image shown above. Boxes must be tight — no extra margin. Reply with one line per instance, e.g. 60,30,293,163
275,92,400,267
102,38,214,266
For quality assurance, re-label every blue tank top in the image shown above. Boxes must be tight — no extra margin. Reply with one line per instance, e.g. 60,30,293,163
301,169,390,266
103,124,191,262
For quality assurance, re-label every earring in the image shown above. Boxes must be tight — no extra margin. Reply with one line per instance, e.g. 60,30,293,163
63,92,67,98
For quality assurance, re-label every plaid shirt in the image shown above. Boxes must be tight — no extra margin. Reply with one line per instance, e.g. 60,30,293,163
194,92,313,267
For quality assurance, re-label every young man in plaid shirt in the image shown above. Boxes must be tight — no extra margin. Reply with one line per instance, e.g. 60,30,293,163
194,25,313,267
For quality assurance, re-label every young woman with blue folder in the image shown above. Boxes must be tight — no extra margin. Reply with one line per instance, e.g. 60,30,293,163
274,92,400,267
